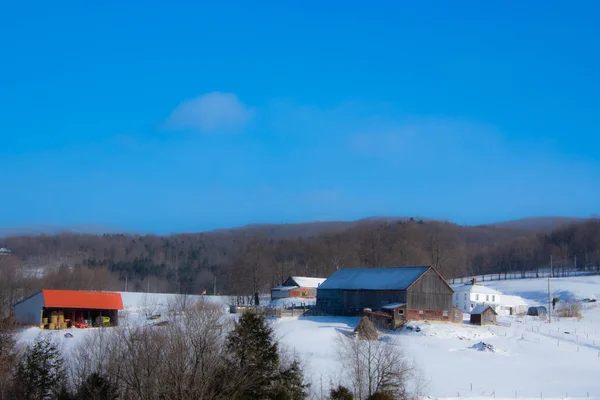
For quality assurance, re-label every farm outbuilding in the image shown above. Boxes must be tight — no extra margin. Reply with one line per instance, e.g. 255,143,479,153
527,306,548,316
271,276,326,300
14,290,124,329
470,305,497,326
316,266,460,323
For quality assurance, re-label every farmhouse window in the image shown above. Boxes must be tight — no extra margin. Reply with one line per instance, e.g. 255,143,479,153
486,295,489,301
476,294,479,301
464,293,467,300
492,295,496,301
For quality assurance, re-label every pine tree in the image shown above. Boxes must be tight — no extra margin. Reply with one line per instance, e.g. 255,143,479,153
330,385,354,400
76,373,118,400
226,310,280,399
14,336,67,400
366,392,395,400
272,360,310,400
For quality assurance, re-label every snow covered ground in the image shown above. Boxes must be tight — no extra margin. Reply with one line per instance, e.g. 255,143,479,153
15,292,229,352
273,276,600,399
14,277,600,399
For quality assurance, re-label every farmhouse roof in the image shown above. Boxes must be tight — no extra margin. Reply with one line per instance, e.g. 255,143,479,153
17,290,124,310
318,266,430,291
502,295,528,306
454,284,502,295
288,276,326,288
272,286,297,291
471,304,497,315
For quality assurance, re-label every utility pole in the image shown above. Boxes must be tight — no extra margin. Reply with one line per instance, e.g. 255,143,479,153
147,280,150,293
548,274,552,324
550,255,553,278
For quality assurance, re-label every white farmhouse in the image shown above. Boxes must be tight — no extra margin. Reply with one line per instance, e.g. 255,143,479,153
453,279,528,316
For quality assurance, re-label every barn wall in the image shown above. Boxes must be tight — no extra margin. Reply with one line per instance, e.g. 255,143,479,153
317,289,407,311
406,309,450,322
271,289,290,299
482,310,496,325
342,290,407,310
14,292,44,326
316,289,344,310
288,287,317,298
406,269,453,311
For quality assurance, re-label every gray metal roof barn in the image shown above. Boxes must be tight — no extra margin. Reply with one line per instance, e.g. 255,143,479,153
316,266,459,323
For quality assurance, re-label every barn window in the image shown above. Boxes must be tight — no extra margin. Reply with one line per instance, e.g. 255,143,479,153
398,309,404,314
442,311,448,317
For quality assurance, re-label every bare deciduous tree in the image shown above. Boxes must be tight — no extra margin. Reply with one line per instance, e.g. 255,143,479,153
336,333,414,400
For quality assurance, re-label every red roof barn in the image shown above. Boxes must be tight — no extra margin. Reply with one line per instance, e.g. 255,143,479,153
14,290,124,329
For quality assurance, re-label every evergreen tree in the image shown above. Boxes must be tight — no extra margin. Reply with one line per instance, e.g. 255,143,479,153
225,310,308,400
226,310,280,399
366,392,395,400
272,360,310,400
329,385,354,400
14,336,67,400
76,373,118,400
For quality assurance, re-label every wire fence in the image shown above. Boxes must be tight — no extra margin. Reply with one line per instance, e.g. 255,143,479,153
451,266,600,285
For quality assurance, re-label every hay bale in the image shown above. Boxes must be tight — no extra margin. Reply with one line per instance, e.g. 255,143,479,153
355,316,379,340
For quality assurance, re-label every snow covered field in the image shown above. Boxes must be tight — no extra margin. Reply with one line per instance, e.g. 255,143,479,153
14,277,600,399
273,276,600,399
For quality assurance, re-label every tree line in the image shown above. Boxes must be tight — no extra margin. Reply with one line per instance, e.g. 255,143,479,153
1,218,600,303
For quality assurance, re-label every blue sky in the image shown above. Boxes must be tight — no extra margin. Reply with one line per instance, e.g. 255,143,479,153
1,1,599,233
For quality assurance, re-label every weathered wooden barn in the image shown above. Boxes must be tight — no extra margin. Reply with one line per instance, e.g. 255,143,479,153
14,290,124,328
271,276,326,300
469,304,497,325
316,266,459,323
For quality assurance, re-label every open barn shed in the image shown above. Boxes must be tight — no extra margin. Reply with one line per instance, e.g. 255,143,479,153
470,304,497,325
14,290,124,329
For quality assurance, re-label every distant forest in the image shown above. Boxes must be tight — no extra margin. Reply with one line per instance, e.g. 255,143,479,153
1,218,600,306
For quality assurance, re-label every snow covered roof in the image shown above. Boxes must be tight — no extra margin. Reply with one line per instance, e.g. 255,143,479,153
502,295,528,306
454,284,501,295
318,266,430,291
471,304,497,315
382,302,406,309
272,286,298,291
288,277,326,288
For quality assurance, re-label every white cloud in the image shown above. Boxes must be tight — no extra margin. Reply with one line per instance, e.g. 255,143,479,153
166,92,253,133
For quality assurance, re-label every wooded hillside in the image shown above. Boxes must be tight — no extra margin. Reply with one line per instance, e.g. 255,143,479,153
1,218,599,305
